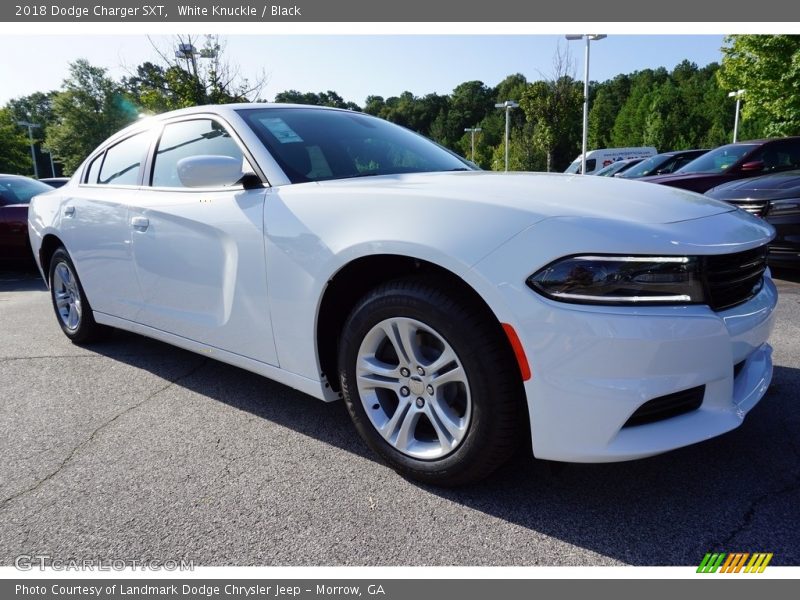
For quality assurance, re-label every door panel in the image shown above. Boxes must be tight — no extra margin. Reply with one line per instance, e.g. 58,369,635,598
58,131,153,319
128,189,278,365
58,188,141,319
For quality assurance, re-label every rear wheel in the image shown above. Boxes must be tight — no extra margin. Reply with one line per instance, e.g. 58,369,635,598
49,247,108,343
338,277,524,486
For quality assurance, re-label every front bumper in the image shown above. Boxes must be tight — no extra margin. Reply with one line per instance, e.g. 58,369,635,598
511,276,776,462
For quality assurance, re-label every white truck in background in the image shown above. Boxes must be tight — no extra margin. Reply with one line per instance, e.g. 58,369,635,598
565,147,658,175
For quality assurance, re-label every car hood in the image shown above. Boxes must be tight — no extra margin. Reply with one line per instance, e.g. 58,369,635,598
707,171,800,199
316,171,735,225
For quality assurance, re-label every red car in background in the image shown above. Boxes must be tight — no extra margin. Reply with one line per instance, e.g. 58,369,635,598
640,137,800,194
0,175,54,266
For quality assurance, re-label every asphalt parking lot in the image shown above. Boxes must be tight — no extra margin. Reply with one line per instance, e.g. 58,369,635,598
0,267,798,566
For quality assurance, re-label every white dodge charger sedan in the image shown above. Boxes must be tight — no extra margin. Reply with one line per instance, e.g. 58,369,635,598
28,104,777,485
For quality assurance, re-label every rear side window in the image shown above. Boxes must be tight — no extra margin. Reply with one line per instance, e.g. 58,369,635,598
98,133,149,186
151,119,245,188
85,154,103,184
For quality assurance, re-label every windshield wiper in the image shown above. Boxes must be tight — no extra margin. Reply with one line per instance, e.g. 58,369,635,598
344,172,382,179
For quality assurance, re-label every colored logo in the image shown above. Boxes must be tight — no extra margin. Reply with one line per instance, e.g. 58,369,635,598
697,552,773,573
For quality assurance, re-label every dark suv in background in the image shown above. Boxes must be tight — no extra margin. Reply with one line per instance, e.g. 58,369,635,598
707,171,800,269
640,137,800,194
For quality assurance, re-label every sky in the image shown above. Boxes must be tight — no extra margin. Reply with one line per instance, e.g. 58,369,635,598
0,35,727,106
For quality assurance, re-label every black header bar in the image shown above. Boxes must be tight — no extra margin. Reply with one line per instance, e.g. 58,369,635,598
3,0,800,22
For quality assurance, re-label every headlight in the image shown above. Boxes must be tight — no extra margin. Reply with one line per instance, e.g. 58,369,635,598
527,255,705,305
768,198,800,217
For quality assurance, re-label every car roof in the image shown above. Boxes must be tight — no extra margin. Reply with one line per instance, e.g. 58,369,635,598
104,103,358,148
723,136,800,146
0,173,39,180
657,149,708,156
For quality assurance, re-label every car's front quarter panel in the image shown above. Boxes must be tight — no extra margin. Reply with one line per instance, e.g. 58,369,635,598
473,211,777,462
262,181,544,380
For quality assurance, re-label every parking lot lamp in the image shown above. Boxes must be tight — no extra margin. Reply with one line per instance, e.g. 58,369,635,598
464,127,482,162
566,34,606,174
728,89,745,143
494,101,519,172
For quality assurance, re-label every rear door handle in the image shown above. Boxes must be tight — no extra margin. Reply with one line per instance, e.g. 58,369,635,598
64,206,75,217
131,216,149,231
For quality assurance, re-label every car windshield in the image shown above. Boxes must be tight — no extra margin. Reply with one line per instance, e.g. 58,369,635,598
675,144,756,175
621,154,667,178
0,177,53,205
597,159,642,176
238,107,474,183
595,162,625,176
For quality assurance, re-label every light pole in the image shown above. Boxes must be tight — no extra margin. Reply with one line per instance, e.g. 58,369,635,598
464,127,482,162
566,34,606,174
176,41,219,75
175,41,220,102
16,120,40,179
728,89,745,143
175,42,199,76
494,101,519,172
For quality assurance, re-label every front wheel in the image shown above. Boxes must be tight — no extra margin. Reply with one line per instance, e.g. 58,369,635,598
338,277,525,486
49,247,108,343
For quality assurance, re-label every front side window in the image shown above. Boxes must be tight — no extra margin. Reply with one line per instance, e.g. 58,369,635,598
98,132,149,186
676,144,756,175
151,119,245,188
238,107,472,184
753,140,800,173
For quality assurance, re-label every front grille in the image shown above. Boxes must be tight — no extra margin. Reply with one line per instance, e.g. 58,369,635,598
704,245,769,311
730,199,768,217
623,385,705,428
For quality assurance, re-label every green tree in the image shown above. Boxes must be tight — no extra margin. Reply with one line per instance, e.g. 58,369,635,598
46,59,139,174
5,92,60,176
123,35,266,113
273,89,360,110
6,91,58,145
719,35,800,137
588,74,631,149
520,76,582,171
0,108,31,174
440,81,494,148
611,68,668,147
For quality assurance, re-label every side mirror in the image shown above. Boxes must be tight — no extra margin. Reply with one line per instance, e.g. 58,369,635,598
739,160,764,172
177,155,246,188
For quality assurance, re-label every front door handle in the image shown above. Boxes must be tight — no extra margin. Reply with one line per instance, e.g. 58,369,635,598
64,206,75,217
131,216,149,231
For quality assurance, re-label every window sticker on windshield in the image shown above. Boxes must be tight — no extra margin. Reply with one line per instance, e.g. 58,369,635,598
260,117,304,144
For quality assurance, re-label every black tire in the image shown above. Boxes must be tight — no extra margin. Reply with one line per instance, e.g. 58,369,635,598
338,276,525,486
48,247,108,344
